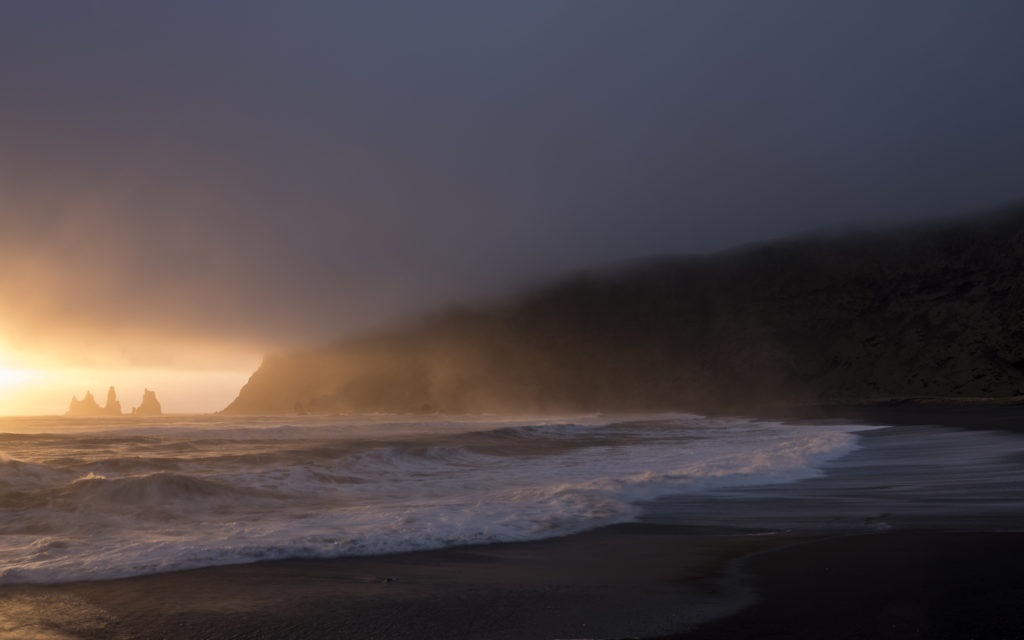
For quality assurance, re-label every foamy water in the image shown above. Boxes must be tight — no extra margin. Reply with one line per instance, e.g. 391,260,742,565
0,414,865,583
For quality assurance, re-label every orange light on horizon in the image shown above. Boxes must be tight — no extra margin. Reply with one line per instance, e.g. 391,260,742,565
0,332,263,417
0,359,260,417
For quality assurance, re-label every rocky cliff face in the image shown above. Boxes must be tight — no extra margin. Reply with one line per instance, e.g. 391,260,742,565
132,389,163,416
67,386,123,416
223,206,1024,415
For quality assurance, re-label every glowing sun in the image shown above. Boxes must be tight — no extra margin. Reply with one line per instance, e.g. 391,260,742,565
0,366,41,388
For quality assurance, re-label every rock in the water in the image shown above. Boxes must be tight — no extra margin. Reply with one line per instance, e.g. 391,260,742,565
132,389,163,416
67,387,124,416
104,386,122,416
67,391,101,416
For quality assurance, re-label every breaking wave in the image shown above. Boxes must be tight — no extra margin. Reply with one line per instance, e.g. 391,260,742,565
0,414,867,583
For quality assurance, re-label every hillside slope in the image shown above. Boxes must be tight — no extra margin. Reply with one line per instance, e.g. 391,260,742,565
224,207,1024,415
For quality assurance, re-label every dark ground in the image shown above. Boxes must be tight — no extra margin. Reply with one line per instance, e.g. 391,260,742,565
8,529,1023,639
675,531,1024,640
0,525,792,640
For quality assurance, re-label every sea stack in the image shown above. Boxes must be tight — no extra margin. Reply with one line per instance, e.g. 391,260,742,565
104,386,122,415
67,391,101,416
132,389,163,416
67,387,123,416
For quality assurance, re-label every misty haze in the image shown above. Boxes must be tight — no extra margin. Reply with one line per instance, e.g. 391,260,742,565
2,3,1024,639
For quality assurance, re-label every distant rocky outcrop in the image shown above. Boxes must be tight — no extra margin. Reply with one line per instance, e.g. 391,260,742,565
132,389,162,416
67,386,123,416
222,205,1024,415
67,391,102,416
104,386,122,415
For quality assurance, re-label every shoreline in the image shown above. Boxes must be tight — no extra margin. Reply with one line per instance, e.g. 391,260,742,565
671,530,1024,639
11,527,1024,639
0,523,809,640
672,403,1024,638
737,400,1024,434
4,406,1023,639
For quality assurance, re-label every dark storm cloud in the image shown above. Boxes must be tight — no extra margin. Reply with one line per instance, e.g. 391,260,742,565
2,1,1023,360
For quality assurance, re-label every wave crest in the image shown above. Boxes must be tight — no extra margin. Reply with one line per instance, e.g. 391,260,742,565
63,472,256,504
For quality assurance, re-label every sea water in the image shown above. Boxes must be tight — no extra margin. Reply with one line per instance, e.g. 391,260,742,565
1,413,1022,583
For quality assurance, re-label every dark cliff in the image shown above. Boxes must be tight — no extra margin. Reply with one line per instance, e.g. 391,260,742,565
223,206,1024,415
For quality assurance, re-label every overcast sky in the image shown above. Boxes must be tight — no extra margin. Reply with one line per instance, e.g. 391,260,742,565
2,1,1024,369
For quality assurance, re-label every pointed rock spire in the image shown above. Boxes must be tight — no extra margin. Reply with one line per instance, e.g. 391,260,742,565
104,386,123,416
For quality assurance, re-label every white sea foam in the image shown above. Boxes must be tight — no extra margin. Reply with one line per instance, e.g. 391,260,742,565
0,414,867,583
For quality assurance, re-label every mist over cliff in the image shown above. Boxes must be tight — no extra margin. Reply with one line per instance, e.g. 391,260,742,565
223,206,1024,415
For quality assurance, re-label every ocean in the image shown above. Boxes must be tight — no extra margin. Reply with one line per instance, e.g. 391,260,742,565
2,413,1022,584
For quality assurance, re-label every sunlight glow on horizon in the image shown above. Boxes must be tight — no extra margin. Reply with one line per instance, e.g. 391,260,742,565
0,366,42,387
0,342,261,416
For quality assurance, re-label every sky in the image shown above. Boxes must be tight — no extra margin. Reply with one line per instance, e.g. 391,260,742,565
1,1,1023,414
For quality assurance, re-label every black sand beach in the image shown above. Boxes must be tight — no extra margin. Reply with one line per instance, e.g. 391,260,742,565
6,3,1024,637
674,531,1024,640
7,528,1024,639
4,406,1023,639
0,525,796,640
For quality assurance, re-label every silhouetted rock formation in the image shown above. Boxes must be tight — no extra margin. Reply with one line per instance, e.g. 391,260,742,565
132,389,163,416
223,205,1024,415
104,386,122,415
67,386,123,416
67,391,102,416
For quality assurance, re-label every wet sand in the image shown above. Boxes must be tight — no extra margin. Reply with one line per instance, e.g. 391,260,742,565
0,524,802,640
671,403,1024,639
7,529,1024,640
675,531,1024,640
